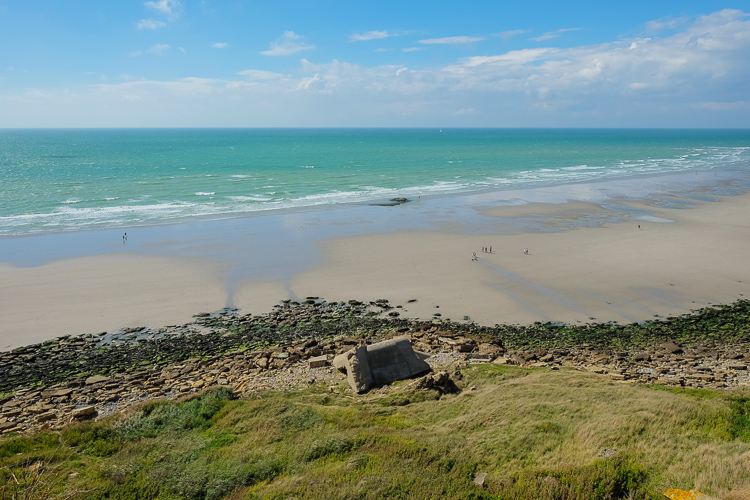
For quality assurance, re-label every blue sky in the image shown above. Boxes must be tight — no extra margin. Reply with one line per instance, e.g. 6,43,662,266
1,1,749,127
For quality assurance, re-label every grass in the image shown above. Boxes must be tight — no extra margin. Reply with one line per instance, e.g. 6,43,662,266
2,365,750,499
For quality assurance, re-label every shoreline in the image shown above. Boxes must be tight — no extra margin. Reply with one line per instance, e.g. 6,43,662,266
1,170,750,350
1,298,749,437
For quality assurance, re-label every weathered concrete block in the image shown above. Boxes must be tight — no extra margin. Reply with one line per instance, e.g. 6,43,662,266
348,346,373,393
333,337,431,393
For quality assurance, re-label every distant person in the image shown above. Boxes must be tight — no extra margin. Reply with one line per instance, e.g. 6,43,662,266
472,252,477,261
123,232,127,243
523,248,528,255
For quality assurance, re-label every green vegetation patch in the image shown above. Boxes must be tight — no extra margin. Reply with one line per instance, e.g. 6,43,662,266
4,366,750,499
497,456,661,500
728,396,750,441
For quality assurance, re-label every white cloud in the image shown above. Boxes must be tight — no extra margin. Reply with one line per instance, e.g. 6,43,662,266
95,77,218,97
137,19,167,30
531,28,581,42
419,36,485,45
144,0,182,19
436,9,750,108
238,69,284,80
628,82,649,90
212,42,230,49
3,9,749,128
693,100,749,111
644,16,690,33
454,48,555,69
497,30,529,42
402,47,422,52
261,31,315,56
147,44,170,55
290,59,438,96
229,9,747,123
350,30,390,41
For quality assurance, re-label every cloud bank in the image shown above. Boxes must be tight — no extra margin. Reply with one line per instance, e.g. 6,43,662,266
2,9,749,127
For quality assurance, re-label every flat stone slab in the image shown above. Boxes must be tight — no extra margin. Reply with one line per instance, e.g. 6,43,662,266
41,388,73,398
72,406,97,419
85,375,111,385
309,355,328,368
465,353,492,362
473,472,488,486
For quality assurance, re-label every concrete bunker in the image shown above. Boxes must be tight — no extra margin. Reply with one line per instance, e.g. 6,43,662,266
333,336,431,393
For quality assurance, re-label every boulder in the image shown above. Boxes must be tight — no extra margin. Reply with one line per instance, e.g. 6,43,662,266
414,371,459,395
333,337,431,393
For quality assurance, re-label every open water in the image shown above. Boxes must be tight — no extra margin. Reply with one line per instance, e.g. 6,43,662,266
1,128,749,237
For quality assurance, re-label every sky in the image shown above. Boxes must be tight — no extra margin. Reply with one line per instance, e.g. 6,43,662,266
1,1,749,128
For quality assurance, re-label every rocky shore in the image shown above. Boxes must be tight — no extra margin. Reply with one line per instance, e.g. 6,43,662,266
2,298,749,437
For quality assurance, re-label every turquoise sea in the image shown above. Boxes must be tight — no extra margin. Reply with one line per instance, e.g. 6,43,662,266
1,128,750,237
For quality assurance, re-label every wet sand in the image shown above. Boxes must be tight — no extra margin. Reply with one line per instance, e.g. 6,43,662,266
288,193,750,326
0,255,228,350
1,176,750,350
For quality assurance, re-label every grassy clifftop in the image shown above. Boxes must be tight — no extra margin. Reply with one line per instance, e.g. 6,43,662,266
2,362,750,500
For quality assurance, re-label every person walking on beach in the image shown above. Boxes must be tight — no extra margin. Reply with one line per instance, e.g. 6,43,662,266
123,232,127,243
472,252,477,261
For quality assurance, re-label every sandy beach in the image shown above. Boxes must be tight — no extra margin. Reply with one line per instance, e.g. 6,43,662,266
2,181,750,351
289,193,750,326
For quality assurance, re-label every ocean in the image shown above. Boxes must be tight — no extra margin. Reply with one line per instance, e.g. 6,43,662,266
1,128,750,238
